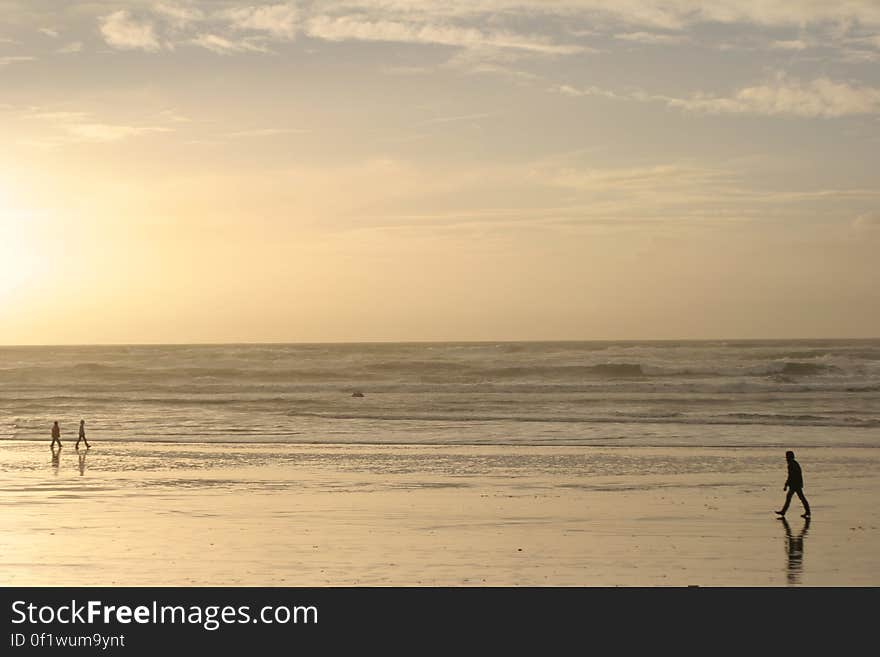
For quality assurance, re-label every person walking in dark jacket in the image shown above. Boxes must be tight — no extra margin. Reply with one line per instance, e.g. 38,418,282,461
76,419,90,450
50,421,62,449
776,450,811,518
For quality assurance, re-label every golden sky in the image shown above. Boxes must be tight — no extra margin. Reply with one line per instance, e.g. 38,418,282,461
1,1,879,343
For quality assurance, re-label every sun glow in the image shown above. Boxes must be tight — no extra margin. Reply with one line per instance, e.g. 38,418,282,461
0,195,40,305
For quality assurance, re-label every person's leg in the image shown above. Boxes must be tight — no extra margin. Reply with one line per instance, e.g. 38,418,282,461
780,489,795,514
795,489,811,516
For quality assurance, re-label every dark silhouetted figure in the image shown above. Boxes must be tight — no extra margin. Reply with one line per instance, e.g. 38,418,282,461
76,419,90,450
776,450,811,518
50,421,62,449
78,450,88,476
781,516,810,585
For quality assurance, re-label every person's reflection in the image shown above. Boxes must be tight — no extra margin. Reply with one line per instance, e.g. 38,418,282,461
50,444,61,474
78,449,88,476
781,516,810,585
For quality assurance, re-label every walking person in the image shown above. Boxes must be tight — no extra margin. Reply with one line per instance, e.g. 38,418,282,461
50,421,62,449
76,419,90,450
776,450,811,519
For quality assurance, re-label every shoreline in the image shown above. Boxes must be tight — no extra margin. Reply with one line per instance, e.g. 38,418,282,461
1,441,878,586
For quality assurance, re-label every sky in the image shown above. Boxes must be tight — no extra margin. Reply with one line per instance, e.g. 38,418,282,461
0,1,878,344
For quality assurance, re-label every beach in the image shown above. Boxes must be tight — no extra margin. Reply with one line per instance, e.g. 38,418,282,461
2,341,878,586
2,440,878,586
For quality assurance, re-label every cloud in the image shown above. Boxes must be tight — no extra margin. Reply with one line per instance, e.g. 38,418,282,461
381,65,432,75
191,34,269,54
536,163,732,195
90,4,298,55
57,41,83,54
553,84,622,100
154,2,205,29
306,16,583,54
227,127,310,137
418,112,494,125
614,31,687,45
223,3,299,39
320,1,880,31
665,75,880,118
64,1,879,63
39,28,59,38
0,55,35,66
157,108,192,123
770,39,810,50
100,10,161,51
555,74,880,118
66,123,173,142
30,110,90,122
22,107,176,144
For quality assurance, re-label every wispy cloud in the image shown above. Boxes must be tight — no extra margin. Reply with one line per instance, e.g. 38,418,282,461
614,31,687,45
553,84,622,100
226,127,309,137
191,33,268,54
305,16,583,55
223,3,299,39
666,75,880,118
57,41,83,54
157,108,192,123
555,74,880,118
154,2,205,29
21,106,176,145
100,10,161,52
4,0,880,63
0,55,35,66
418,112,494,126
323,1,880,31
54,0,877,65
29,110,90,122
770,39,810,50
66,123,173,142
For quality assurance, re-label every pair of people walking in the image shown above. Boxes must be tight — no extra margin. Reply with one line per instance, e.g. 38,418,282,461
50,420,90,450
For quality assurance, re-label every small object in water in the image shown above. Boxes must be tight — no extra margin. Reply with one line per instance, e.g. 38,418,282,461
352,391,365,398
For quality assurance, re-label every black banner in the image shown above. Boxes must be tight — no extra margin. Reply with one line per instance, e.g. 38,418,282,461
1,587,875,653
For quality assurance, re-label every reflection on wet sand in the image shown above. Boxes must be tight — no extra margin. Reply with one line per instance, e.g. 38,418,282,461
781,516,810,585
78,450,88,476
50,445,60,474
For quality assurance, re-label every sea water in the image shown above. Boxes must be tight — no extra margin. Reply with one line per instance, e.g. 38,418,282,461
1,340,878,448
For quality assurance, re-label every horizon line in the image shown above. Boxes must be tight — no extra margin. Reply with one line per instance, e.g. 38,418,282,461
1,336,879,348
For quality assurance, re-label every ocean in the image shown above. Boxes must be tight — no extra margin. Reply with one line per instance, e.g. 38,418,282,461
1,340,878,448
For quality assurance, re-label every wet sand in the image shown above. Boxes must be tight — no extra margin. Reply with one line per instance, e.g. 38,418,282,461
1,441,878,586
